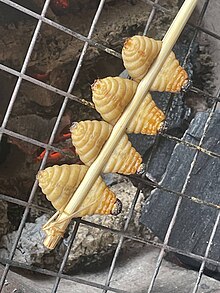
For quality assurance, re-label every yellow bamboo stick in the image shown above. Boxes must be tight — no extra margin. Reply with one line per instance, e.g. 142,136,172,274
43,0,198,249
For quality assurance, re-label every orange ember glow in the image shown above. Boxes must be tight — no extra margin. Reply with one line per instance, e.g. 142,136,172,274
36,147,75,163
31,72,49,82
51,0,69,9
58,132,71,141
36,132,74,163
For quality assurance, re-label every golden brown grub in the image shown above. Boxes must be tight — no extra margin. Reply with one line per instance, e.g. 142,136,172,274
92,77,165,134
122,35,188,92
70,120,142,174
122,35,162,82
37,164,121,217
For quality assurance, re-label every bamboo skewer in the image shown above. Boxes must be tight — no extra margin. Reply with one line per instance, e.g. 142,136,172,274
43,0,198,249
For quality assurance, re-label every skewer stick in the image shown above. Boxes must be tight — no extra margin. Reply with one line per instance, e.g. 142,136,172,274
43,0,198,249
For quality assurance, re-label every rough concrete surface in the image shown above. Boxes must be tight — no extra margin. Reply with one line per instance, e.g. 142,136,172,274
1,247,220,293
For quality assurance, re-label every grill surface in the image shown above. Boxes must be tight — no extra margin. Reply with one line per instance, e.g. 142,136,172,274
0,0,220,292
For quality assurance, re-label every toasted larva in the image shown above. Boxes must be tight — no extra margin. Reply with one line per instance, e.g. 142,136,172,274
122,35,188,92
37,164,122,217
150,51,188,92
70,120,142,174
122,35,162,83
92,77,136,125
92,77,165,135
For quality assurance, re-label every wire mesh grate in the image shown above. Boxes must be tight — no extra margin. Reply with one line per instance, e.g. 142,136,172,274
0,0,220,292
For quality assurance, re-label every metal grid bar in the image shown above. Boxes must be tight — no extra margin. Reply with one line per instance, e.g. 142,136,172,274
0,258,127,293
140,0,168,12
3,107,220,167
2,211,220,270
0,0,53,287
1,0,220,55
51,220,81,292
0,64,94,107
0,0,51,142
143,0,158,35
2,62,220,110
0,0,220,292
0,128,75,159
1,191,220,270
2,157,220,213
103,188,142,293
1,210,220,278
43,1,108,291
160,133,220,159
147,1,219,292
75,218,220,269
0,0,121,59
192,210,220,293
0,0,107,290
187,22,220,40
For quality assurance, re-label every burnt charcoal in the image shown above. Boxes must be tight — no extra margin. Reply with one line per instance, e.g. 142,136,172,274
128,134,156,157
6,113,71,155
0,1,39,25
140,111,220,275
154,91,191,131
0,135,10,164
143,136,177,182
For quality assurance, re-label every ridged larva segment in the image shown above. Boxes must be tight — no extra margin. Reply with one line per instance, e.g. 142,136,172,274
37,164,121,216
122,35,188,92
122,35,162,82
71,120,142,174
37,164,84,211
92,77,136,125
106,134,142,174
151,51,188,92
92,76,165,135
127,93,165,134
70,120,112,166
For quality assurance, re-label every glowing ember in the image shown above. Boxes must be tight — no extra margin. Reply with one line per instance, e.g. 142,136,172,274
36,147,75,163
31,72,49,82
58,132,71,142
36,132,75,163
51,0,69,9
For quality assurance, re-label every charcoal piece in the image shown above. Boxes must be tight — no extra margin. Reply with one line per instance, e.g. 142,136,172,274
143,136,177,182
140,111,220,274
6,113,71,155
128,134,156,157
153,91,191,131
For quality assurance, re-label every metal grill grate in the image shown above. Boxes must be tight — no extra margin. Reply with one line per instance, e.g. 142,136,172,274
0,0,220,292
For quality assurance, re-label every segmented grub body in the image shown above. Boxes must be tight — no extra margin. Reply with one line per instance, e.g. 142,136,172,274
122,35,188,92
150,51,188,92
122,35,162,82
37,164,121,217
92,76,165,134
70,120,142,174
